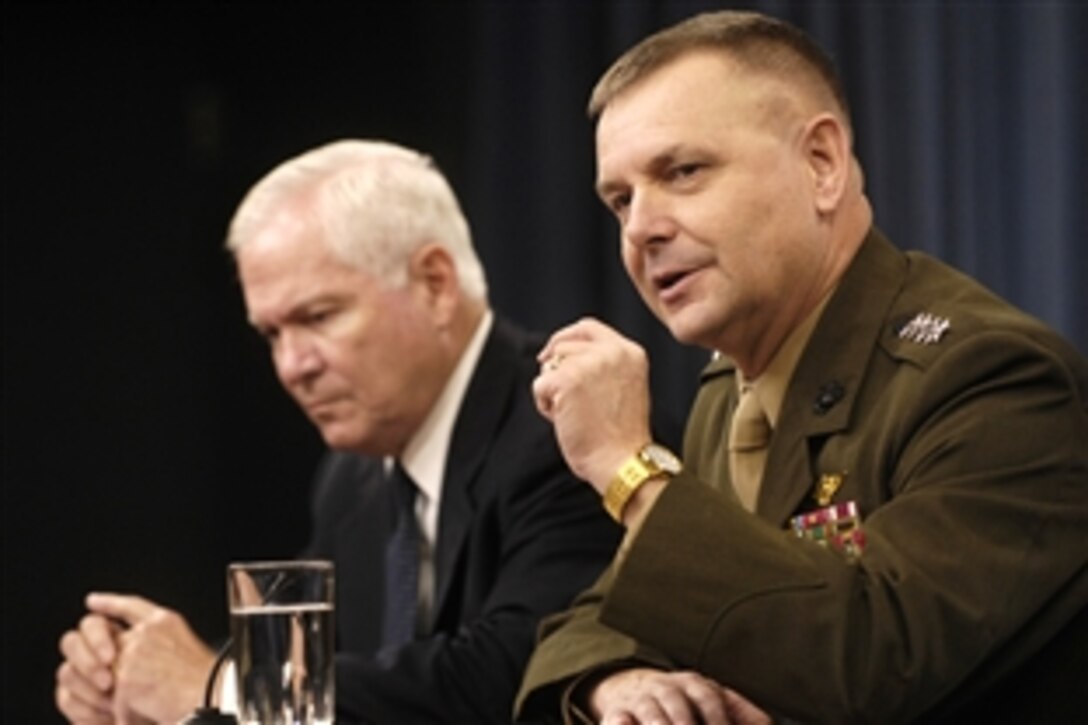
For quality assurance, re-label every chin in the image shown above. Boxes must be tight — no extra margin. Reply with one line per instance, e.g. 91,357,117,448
318,425,361,451
322,423,395,457
659,301,728,349
660,314,705,347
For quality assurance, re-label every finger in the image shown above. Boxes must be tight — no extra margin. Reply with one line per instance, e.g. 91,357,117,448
723,688,771,725
667,671,733,725
86,593,158,627
632,670,730,725
538,352,563,375
537,317,610,361
112,699,129,725
630,696,674,725
600,712,637,725
60,626,114,692
537,326,577,363
111,669,135,725
678,681,729,724
56,661,114,720
565,316,628,346
536,338,602,378
532,374,558,420
56,689,112,724
78,612,122,664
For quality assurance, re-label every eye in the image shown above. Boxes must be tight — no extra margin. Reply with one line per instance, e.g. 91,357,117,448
669,162,704,182
256,325,280,345
606,192,632,216
304,308,335,327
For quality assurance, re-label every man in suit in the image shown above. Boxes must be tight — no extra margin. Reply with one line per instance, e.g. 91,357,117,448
54,139,621,724
516,10,1087,724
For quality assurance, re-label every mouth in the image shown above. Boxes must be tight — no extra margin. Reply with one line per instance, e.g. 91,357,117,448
304,397,343,418
651,265,700,303
653,269,689,292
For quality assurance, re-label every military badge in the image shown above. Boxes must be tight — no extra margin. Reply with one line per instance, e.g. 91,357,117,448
791,500,866,559
814,472,846,506
897,312,951,345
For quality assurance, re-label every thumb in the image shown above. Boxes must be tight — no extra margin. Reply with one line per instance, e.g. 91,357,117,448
86,592,160,627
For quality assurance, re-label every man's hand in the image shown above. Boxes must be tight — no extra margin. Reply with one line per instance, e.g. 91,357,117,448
589,668,771,725
533,318,654,491
80,593,215,724
56,611,123,723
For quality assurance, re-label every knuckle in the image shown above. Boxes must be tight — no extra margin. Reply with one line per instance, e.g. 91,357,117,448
160,606,183,625
55,686,81,720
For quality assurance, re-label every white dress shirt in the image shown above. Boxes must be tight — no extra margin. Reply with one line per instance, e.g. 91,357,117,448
390,310,493,631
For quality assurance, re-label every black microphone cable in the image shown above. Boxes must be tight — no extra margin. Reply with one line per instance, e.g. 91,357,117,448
181,637,237,723
183,569,295,724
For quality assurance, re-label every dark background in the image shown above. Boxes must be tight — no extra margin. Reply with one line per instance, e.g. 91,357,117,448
4,2,1085,721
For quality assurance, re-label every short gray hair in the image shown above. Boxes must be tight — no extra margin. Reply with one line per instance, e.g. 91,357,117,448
226,139,488,300
589,10,850,131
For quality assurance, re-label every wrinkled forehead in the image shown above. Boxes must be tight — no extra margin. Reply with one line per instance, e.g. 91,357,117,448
601,49,821,129
594,51,806,168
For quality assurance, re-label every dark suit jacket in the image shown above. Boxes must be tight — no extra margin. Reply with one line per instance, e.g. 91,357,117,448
517,230,1088,723
304,317,622,724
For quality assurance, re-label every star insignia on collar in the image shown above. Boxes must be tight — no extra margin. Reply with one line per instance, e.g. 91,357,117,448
897,312,951,345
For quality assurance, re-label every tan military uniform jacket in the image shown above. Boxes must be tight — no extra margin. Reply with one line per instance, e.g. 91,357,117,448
516,230,1088,723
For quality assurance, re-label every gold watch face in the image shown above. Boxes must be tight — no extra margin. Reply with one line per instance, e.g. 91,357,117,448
640,443,681,474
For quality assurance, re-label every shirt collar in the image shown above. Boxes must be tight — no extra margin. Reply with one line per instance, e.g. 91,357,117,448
393,310,493,506
738,294,832,429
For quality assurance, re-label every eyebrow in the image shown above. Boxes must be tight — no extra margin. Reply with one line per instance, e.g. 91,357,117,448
594,177,626,202
594,143,697,199
248,292,347,328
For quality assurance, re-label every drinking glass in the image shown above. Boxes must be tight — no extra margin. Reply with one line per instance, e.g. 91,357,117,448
227,560,334,725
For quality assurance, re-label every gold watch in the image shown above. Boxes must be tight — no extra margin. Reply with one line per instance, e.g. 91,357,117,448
602,443,682,522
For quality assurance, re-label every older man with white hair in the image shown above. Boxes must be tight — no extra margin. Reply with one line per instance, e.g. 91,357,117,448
55,139,622,724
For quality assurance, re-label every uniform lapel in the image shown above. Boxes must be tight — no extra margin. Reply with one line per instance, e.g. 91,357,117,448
757,230,908,524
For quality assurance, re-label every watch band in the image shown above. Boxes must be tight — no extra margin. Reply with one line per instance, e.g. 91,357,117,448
602,443,681,522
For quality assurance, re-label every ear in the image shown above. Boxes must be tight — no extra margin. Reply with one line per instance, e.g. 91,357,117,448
407,243,460,328
802,113,851,214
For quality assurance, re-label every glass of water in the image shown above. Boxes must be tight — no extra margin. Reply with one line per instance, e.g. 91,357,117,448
227,560,335,725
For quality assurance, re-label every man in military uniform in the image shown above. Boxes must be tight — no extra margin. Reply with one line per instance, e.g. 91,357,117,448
517,11,1088,724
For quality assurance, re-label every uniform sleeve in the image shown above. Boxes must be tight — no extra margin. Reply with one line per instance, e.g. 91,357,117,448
514,561,679,723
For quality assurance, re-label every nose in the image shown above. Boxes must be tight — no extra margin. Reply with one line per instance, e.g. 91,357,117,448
624,188,677,250
274,329,323,388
